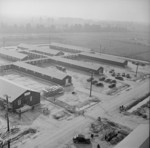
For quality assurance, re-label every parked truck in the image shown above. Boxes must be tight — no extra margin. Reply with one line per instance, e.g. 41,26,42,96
73,134,91,144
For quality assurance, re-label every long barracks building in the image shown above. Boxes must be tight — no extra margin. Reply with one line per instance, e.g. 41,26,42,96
50,42,91,53
25,57,103,74
13,62,72,86
0,49,28,61
46,57,104,74
79,52,128,67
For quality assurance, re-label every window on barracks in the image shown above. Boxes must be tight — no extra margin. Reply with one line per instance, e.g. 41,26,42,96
18,99,21,105
30,96,32,102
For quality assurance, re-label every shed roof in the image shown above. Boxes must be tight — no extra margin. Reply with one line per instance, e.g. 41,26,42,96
0,78,28,102
50,42,91,52
48,56,101,71
79,52,126,63
0,49,28,60
13,62,69,80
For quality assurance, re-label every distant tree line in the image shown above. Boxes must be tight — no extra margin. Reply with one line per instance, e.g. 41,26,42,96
0,22,129,34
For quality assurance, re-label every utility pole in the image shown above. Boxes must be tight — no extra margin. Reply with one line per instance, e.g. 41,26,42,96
90,72,94,97
135,63,139,77
4,94,10,148
100,44,101,55
49,31,51,45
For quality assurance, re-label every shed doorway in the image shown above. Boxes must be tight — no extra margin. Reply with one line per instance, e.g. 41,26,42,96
65,78,70,86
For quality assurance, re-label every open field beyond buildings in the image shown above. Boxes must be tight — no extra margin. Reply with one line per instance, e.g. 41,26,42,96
1,32,150,61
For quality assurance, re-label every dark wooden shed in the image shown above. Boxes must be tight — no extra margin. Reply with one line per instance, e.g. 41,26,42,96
0,78,40,111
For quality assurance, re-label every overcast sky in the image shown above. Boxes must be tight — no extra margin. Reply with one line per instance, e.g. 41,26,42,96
0,0,150,24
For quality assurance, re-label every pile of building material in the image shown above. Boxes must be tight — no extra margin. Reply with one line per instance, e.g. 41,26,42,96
52,110,70,120
43,85,64,97
107,84,129,95
132,100,150,119
0,127,37,147
16,105,32,113
90,118,131,145
42,107,50,115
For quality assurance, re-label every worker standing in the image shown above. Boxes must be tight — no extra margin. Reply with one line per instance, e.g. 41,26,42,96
19,109,21,119
97,144,101,148
91,133,94,139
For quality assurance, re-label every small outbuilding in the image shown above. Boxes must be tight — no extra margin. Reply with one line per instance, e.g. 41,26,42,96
0,78,40,111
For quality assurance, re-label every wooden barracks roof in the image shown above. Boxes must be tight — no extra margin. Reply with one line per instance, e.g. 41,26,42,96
33,46,63,55
48,56,101,71
13,62,69,80
17,43,36,50
50,42,91,52
0,78,35,102
79,52,126,64
0,49,28,60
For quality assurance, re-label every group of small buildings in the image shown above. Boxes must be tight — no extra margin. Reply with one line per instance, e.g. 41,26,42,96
17,43,128,68
0,42,129,112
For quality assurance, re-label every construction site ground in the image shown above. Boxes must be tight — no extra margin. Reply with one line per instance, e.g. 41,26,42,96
0,52,150,148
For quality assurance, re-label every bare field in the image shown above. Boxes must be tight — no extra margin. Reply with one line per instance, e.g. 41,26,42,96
0,32,150,61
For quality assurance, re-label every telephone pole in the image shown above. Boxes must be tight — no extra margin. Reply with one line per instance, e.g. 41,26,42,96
100,44,101,55
4,94,10,148
49,31,51,45
90,72,94,97
135,62,140,77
